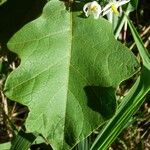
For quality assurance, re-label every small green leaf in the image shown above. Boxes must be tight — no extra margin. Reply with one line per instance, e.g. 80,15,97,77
4,1,139,149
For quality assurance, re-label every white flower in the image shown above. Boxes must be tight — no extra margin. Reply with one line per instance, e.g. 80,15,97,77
102,0,130,16
83,1,102,19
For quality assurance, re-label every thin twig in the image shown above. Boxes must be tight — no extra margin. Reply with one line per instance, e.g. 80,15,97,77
12,107,28,117
123,20,128,42
11,102,17,116
144,36,150,48
141,26,150,37
1,91,13,138
1,91,8,116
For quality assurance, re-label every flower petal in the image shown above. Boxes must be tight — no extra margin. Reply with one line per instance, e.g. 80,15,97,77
102,9,111,16
83,1,102,19
116,0,130,7
83,2,91,14
93,11,100,19
102,3,112,12
106,11,113,23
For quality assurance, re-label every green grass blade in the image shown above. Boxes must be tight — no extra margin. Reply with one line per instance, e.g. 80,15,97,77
126,16,150,66
76,138,89,150
114,12,129,39
11,130,38,150
114,0,139,39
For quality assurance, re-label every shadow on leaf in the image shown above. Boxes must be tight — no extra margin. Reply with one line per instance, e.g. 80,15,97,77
84,86,117,120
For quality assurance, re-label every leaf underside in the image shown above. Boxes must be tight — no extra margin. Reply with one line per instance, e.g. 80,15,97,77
4,1,139,149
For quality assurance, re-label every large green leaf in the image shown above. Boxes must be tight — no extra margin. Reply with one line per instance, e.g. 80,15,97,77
4,1,139,149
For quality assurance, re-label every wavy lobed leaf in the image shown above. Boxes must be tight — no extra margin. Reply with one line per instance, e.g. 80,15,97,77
4,1,139,149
